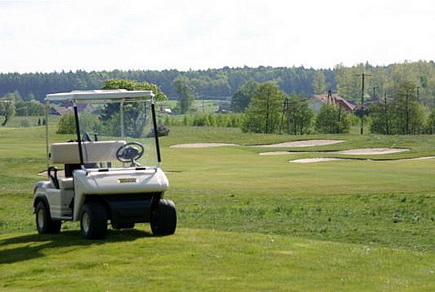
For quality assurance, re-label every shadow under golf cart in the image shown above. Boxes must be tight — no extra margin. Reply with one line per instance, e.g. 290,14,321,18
0,229,157,264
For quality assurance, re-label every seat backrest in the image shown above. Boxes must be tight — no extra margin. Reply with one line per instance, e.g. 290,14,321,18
50,141,126,164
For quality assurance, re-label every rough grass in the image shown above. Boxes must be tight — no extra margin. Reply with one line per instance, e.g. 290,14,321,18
0,126,434,291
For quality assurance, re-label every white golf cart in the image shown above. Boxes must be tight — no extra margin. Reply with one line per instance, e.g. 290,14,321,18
33,90,176,239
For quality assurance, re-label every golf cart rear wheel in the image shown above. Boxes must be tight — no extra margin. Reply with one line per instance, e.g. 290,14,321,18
80,202,108,239
150,199,177,235
35,201,62,234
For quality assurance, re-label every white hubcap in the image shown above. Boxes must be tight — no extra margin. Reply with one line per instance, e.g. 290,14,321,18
82,212,90,233
37,209,45,228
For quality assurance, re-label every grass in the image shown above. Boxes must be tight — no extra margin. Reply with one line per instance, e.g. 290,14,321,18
0,125,434,291
1,229,433,291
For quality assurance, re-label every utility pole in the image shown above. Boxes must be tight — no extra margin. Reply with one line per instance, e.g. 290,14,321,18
405,88,410,134
356,73,372,135
327,89,333,104
281,97,289,134
384,92,389,135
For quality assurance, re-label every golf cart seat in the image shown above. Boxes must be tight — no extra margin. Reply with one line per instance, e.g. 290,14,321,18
50,140,127,178
50,140,127,164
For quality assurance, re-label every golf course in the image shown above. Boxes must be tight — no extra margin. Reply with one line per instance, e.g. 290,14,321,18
0,125,434,291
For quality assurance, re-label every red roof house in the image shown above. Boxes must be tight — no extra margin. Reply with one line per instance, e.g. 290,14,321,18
312,94,356,112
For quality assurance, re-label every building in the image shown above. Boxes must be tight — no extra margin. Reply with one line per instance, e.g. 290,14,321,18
310,93,356,113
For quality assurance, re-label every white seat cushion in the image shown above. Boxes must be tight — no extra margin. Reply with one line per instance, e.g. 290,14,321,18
50,141,126,164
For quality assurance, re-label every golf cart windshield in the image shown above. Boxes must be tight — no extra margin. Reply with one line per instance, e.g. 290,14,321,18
45,90,160,173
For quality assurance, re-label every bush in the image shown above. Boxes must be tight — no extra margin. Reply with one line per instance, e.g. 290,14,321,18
56,112,102,135
20,119,30,128
163,113,243,128
315,104,350,134
425,108,435,134
146,125,170,137
56,114,76,134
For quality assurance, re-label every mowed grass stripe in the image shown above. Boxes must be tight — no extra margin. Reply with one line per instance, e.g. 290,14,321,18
0,228,433,291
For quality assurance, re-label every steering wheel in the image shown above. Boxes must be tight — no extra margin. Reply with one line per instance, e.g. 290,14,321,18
116,142,144,164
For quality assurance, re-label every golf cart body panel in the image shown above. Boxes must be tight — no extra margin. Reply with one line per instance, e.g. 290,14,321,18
72,168,169,220
34,181,74,219
33,89,176,239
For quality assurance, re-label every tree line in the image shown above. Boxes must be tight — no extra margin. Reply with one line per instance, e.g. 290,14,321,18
0,66,334,101
2,61,435,134
2,61,434,107
1,61,434,105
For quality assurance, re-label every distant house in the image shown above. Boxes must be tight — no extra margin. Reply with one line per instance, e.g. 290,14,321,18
49,102,90,116
310,93,356,113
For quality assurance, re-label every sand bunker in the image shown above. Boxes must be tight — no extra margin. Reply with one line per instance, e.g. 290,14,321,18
171,139,344,149
170,143,238,148
252,140,344,148
335,148,408,155
259,151,309,156
292,158,345,163
291,156,435,163
407,156,435,161
261,148,409,156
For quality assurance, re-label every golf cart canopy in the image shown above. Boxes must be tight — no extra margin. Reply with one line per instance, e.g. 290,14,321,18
45,90,155,103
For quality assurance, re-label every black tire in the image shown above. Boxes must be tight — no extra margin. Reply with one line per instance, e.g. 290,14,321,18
150,199,177,235
80,202,108,239
111,222,135,230
35,201,62,234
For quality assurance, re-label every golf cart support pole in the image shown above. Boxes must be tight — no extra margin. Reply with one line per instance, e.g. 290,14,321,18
151,102,162,164
73,104,84,166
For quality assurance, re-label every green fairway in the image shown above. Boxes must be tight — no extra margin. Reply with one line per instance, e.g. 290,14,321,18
0,126,434,291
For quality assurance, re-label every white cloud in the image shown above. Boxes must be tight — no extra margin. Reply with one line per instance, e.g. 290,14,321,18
0,0,434,73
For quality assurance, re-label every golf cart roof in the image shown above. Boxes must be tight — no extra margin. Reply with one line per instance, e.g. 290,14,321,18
45,89,155,103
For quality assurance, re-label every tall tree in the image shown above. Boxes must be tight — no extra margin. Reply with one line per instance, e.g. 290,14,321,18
283,94,314,135
172,76,195,114
0,92,19,126
390,81,427,134
231,80,259,112
315,103,350,134
102,79,166,99
242,82,285,134
312,71,327,95
427,108,435,134
369,82,428,135
100,79,166,137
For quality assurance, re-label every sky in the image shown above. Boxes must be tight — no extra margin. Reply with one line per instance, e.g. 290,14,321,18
0,0,434,73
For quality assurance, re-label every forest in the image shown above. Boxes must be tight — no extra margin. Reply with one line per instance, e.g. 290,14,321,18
0,66,332,101
0,61,434,106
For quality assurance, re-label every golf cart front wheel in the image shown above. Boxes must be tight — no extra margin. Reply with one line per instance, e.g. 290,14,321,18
80,202,108,239
150,199,177,236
